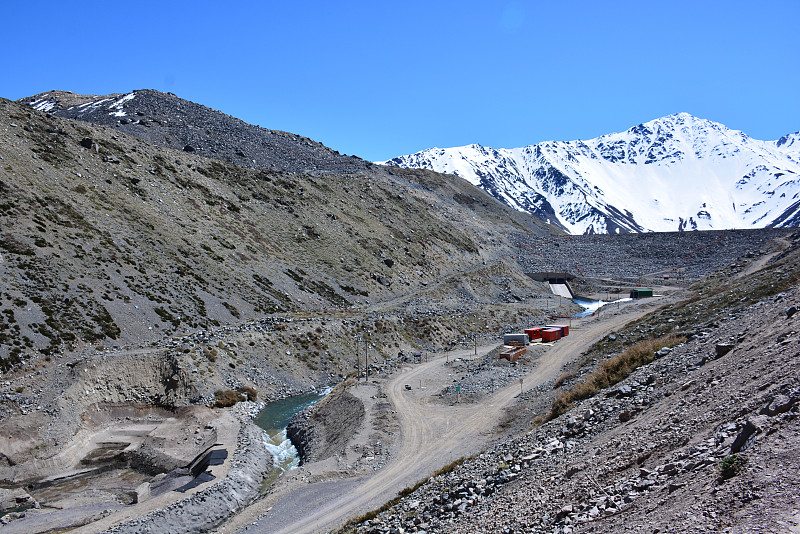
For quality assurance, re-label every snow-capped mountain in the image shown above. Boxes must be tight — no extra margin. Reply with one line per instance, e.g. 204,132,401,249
381,113,800,233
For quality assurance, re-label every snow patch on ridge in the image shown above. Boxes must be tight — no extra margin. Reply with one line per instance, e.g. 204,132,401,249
29,99,56,112
108,93,136,117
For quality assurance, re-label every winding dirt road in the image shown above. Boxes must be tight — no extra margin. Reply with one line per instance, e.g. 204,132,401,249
228,296,670,534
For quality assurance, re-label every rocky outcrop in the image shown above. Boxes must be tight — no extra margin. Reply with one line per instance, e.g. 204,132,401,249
287,386,365,463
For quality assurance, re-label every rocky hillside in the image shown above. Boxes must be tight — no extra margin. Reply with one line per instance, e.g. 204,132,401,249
2,89,799,534
0,92,565,526
347,232,800,534
382,113,800,234
0,95,556,373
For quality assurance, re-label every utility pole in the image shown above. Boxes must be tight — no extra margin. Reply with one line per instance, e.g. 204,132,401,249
365,338,369,381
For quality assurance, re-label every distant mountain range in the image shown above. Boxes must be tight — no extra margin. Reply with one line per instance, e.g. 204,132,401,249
381,113,800,233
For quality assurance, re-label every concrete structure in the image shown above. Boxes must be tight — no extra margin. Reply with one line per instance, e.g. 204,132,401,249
503,333,530,345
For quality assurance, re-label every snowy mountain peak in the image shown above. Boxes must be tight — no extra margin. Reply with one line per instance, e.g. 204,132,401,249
776,131,800,151
381,115,800,234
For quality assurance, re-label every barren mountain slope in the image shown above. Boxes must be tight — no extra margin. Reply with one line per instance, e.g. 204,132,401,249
0,94,565,532
0,96,557,371
20,89,370,175
3,91,797,534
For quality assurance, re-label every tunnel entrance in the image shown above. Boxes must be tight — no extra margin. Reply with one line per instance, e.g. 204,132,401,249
526,271,577,298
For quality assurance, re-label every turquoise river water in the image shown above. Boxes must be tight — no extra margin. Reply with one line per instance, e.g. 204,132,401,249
253,389,329,472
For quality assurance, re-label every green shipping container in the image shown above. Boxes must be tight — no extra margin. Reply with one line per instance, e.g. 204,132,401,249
630,288,653,298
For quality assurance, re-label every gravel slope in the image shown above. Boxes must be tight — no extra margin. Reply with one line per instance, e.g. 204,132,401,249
348,247,800,534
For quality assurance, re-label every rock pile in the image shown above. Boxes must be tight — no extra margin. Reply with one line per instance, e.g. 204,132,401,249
513,229,789,283
287,386,365,463
437,348,540,401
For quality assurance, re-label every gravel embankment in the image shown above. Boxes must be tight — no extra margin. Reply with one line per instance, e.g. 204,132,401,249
513,228,789,283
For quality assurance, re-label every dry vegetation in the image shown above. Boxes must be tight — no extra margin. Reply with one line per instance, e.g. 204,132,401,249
549,333,685,420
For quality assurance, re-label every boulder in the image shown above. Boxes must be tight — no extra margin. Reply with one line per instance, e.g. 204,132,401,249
79,137,95,149
730,415,770,453
760,394,797,416
715,343,735,357
133,482,150,504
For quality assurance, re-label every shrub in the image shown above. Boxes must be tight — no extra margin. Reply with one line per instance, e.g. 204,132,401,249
719,454,746,479
237,385,258,401
213,389,245,408
548,334,685,420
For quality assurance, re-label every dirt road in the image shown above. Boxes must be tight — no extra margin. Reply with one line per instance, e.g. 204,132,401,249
229,297,670,534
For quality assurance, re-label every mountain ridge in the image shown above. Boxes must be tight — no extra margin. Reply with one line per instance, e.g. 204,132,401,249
20,89,371,175
381,113,800,234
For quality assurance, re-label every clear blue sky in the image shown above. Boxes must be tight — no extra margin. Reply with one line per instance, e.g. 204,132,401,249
3,1,798,161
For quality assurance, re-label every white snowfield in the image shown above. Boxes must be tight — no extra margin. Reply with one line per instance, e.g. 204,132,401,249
381,113,800,234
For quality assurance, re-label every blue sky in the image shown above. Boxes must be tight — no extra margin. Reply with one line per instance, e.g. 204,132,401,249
3,1,798,161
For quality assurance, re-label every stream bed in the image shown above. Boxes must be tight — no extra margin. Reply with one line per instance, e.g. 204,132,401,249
253,389,328,473
572,296,632,318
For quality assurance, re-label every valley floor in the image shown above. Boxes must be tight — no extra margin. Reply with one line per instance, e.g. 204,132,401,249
219,293,672,533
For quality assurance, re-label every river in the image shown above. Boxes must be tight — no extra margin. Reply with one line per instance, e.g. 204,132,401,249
572,296,632,317
253,389,329,473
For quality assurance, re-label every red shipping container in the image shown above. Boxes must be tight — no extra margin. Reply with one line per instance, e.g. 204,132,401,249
541,328,562,342
524,327,544,340
546,324,569,336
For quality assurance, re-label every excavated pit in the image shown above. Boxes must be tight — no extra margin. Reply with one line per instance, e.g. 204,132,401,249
0,403,224,533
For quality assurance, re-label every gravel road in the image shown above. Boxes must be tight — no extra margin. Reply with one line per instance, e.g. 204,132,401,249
229,295,671,534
